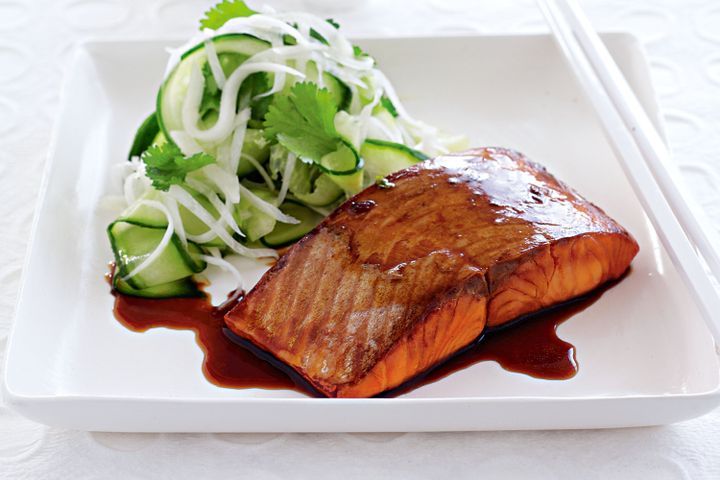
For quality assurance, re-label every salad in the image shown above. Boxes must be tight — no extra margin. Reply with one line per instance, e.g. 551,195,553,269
109,0,467,298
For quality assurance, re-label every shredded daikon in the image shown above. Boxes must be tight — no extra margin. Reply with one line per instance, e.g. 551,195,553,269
186,229,220,245
249,44,324,64
366,116,403,143
204,38,226,90
122,159,152,206
228,109,251,174
203,163,241,204
168,185,277,258
255,36,288,100
242,153,275,190
170,130,204,155
196,252,244,290
163,195,187,248
184,176,245,238
275,12,354,57
276,152,296,206
223,15,310,47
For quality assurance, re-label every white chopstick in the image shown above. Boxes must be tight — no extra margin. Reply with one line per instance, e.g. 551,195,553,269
538,0,720,343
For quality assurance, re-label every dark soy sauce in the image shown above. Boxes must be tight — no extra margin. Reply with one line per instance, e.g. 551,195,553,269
379,296,591,397
112,279,617,397
113,291,302,393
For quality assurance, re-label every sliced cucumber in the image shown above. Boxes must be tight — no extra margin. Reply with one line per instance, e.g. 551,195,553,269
310,63,351,111
233,188,277,242
325,73,351,111
118,192,167,228
360,138,428,184
334,111,362,149
284,61,350,111
328,170,363,196
114,276,202,299
272,139,360,186
270,148,345,206
179,33,267,59
158,34,270,140
318,141,361,175
356,74,378,107
128,112,160,159
236,128,271,177
121,191,227,248
292,173,343,206
108,221,206,290
316,141,363,195
266,149,342,206
261,201,323,247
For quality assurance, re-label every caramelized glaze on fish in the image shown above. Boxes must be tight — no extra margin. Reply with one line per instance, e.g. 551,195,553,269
225,147,639,397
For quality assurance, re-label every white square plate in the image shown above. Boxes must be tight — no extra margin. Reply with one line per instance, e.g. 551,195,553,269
5,34,720,432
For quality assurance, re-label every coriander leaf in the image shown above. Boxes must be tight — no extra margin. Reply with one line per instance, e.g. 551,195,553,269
264,82,341,162
380,96,398,117
199,0,256,30
353,44,369,58
309,19,340,44
199,62,220,118
142,143,215,191
310,29,328,45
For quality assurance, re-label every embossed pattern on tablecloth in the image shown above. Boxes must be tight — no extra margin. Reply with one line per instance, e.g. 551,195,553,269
1,0,719,478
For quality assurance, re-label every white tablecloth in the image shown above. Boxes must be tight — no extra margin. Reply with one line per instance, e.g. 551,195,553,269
2,0,720,478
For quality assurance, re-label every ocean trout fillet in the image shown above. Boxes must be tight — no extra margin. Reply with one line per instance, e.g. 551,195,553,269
225,147,639,397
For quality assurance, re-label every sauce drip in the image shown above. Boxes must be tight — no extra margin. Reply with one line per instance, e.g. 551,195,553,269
113,291,301,392
112,279,616,397
379,294,600,397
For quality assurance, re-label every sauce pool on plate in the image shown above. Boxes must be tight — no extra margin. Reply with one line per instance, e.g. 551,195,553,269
111,277,621,397
113,290,302,393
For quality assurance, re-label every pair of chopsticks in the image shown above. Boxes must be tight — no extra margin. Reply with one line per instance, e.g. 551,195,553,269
538,0,720,343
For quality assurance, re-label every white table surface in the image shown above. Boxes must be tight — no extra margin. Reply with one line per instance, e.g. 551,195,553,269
2,0,720,478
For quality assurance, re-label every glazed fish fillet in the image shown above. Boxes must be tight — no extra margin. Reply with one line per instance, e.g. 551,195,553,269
225,147,639,397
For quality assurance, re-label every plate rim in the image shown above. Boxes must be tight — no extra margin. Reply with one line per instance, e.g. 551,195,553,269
5,33,720,429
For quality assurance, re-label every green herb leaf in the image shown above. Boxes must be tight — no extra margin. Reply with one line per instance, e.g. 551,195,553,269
264,82,342,163
309,19,342,45
142,143,216,191
199,0,256,30
199,62,220,118
380,96,398,117
353,44,369,58
310,29,328,45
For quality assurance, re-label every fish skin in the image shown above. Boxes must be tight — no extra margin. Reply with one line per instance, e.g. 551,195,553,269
225,147,639,397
